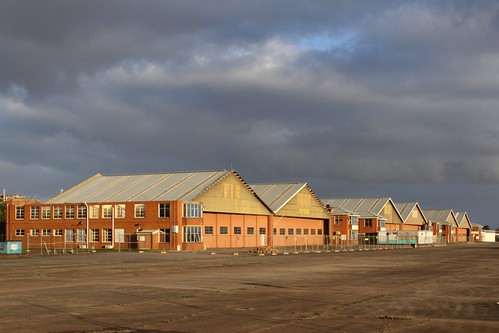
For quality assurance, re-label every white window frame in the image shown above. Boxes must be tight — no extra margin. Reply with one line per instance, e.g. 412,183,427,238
134,204,145,218
54,206,63,219
89,205,99,219
77,229,87,242
116,204,125,218
102,205,112,219
15,206,25,220
184,203,202,218
183,226,202,243
42,206,51,219
65,229,74,242
30,206,40,219
90,229,100,242
65,206,75,219
103,229,113,243
158,203,170,218
77,205,87,219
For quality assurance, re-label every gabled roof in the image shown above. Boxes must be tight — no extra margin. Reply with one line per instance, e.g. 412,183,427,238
454,212,473,229
394,202,428,224
251,183,309,213
46,170,248,203
328,206,359,216
423,209,458,227
250,183,328,218
321,198,399,221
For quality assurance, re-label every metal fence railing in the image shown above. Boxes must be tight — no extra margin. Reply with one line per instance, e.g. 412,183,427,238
12,232,451,255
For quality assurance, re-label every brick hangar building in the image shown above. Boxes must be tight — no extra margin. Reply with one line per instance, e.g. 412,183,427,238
5,170,331,251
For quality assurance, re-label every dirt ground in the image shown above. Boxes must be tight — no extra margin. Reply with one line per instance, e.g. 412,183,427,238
0,243,498,333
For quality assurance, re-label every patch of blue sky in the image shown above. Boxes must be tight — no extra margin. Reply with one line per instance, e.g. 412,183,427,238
295,31,358,53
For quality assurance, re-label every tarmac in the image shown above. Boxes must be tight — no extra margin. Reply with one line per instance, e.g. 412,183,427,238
1,243,498,332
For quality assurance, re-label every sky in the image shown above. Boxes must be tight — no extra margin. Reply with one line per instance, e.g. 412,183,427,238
1,0,499,229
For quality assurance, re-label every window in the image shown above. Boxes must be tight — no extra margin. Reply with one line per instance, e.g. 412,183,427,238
65,229,74,242
311,229,316,235
65,206,75,219
220,226,228,235
259,227,266,235
234,227,242,235
102,205,112,218
318,229,323,235
42,229,51,236
115,229,125,243
350,230,358,240
90,229,99,242
288,228,294,235
296,228,302,235
184,203,202,218
247,227,255,235
103,229,113,242
279,228,285,235
304,229,309,235
334,216,342,225
273,228,277,235
350,216,358,225
15,206,25,219
42,206,51,219
54,229,63,236
89,205,99,219
364,219,373,227
30,229,39,236
134,204,145,218
31,206,40,219
159,203,170,218
77,205,87,219
379,221,385,228
160,228,171,242
77,229,87,242
15,229,25,236
183,226,202,243
204,226,214,235
116,204,125,218
54,206,63,219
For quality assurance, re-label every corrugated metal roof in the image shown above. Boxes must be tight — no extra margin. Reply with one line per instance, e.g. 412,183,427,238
394,202,427,223
454,212,472,229
46,170,233,203
394,202,413,221
250,183,308,213
321,198,387,219
423,209,457,227
328,206,359,216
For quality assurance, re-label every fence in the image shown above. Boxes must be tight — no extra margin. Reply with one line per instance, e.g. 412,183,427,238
18,232,449,255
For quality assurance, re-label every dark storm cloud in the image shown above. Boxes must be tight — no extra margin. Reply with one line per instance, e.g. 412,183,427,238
1,0,499,227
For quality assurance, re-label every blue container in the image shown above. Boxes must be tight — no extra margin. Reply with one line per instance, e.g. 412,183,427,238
0,241,23,254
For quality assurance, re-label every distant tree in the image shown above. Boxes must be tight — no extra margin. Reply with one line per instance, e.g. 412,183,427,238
483,225,491,230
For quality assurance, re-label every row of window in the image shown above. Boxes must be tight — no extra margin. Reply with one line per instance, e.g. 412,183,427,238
274,228,323,236
14,226,202,244
15,228,115,242
333,217,383,228
334,216,360,225
203,226,323,236
15,203,203,220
